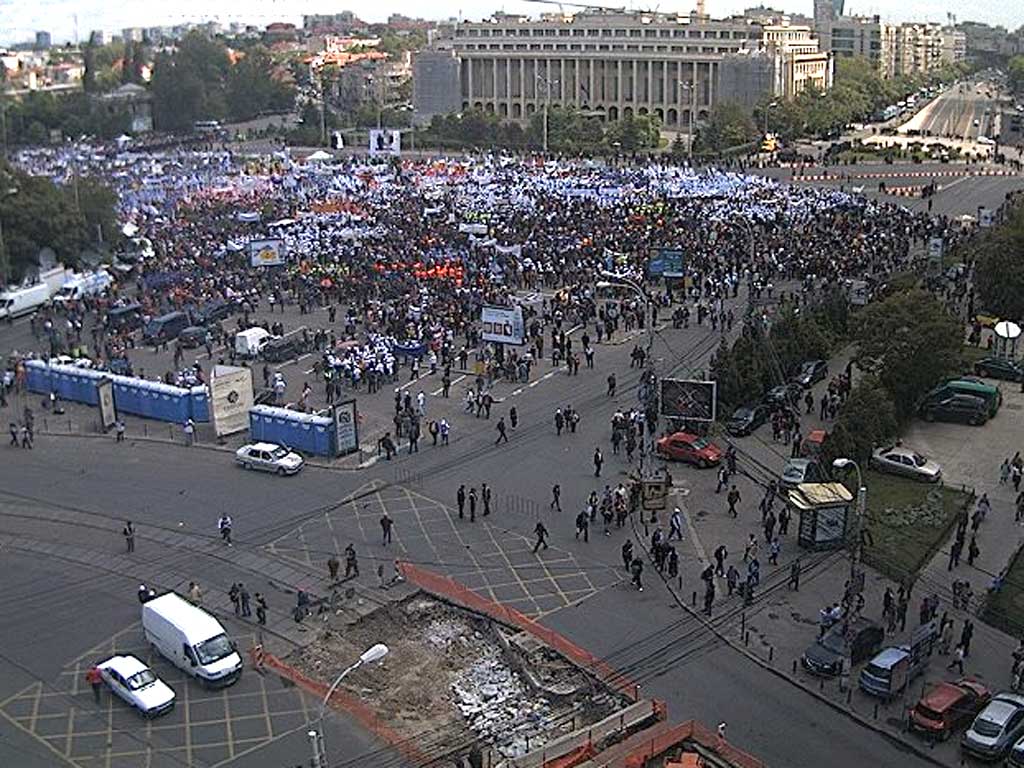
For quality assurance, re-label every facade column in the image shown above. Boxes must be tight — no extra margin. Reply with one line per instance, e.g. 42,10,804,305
616,59,623,106
662,60,669,120
647,60,653,112
589,58,596,105
631,59,638,107
467,58,474,104
492,58,498,109
506,58,512,114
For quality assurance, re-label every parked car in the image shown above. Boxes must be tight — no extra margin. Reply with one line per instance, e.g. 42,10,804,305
920,394,989,426
765,383,803,407
974,357,1024,383
142,311,190,345
177,326,211,349
193,298,236,325
923,378,1001,418
779,458,825,489
655,432,723,468
97,655,175,717
910,678,991,740
793,360,828,388
870,445,942,483
962,693,1024,760
235,442,305,475
801,618,884,677
725,404,771,436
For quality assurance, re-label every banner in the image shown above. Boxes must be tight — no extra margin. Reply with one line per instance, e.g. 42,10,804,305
648,248,685,278
333,399,359,456
927,237,944,277
494,243,522,258
210,365,254,437
481,305,525,346
369,129,401,157
249,238,286,268
97,378,116,430
659,378,717,422
459,222,489,235
978,208,994,228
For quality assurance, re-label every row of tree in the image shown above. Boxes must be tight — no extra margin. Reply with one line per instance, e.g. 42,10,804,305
1009,55,1024,95
0,161,120,282
149,32,295,131
971,195,1024,323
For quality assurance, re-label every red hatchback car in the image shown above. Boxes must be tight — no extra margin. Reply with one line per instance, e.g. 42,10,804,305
910,678,991,740
655,432,723,468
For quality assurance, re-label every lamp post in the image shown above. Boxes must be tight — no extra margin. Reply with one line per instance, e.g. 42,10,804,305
678,81,695,158
0,186,19,288
832,457,866,692
537,74,559,154
763,100,778,139
311,643,389,768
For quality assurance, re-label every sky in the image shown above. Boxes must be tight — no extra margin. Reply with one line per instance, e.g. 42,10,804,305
0,0,1020,46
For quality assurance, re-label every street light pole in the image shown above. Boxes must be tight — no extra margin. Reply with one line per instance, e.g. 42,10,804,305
313,643,389,768
832,457,866,691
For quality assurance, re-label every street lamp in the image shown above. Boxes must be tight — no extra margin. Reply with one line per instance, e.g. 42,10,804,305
763,101,778,138
832,457,866,692
311,643,389,768
0,186,19,288
536,74,559,154
678,81,696,158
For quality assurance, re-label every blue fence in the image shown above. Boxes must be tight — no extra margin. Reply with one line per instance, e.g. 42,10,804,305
25,360,209,424
248,405,335,457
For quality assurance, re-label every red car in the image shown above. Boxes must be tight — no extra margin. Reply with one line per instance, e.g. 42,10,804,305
909,678,991,740
655,432,723,468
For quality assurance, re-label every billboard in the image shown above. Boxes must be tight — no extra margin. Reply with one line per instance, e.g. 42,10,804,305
369,129,401,157
210,365,254,437
481,305,525,346
333,399,360,456
97,378,116,430
978,208,994,228
648,248,685,278
659,378,717,422
927,237,944,277
249,238,286,267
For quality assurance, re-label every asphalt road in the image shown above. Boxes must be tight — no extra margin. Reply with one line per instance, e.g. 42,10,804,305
907,82,1000,142
0,294,944,768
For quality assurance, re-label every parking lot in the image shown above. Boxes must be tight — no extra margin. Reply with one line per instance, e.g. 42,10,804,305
0,623,315,768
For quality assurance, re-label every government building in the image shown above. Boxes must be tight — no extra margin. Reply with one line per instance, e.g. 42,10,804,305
415,11,832,130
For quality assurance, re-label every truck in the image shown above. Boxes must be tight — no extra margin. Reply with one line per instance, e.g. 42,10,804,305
859,620,937,698
52,270,114,304
0,283,51,320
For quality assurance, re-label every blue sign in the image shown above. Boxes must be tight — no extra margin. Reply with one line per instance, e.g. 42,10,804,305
648,249,685,278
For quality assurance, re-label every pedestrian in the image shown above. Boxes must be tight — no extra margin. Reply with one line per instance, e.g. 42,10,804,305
184,418,195,446
716,466,728,494
123,520,135,553
607,373,617,397
255,593,267,625
229,582,241,614
594,447,603,477
188,581,202,605
550,484,561,511
495,416,509,444
457,484,466,519
669,507,684,541
345,543,359,577
239,584,251,617
713,544,727,576
630,556,644,592
380,512,394,545
555,409,565,435
961,619,975,656
743,533,757,562
947,644,966,674
788,558,801,590
1001,458,1012,485
328,554,340,581
20,424,32,449
86,666,103,704
469,486,477,522
218,513,233,546
968,536,980,567
769,537,780,565
726,564,739,595
8,422,17,446
115,420,125,442
482,483,492,516
137,584,149,604
509,406,518,430
948,538,962,570
533,521,549,553
575,510,589,542
727,485,741,517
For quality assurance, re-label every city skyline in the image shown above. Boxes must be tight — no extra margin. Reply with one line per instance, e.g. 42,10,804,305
0,0,1020,46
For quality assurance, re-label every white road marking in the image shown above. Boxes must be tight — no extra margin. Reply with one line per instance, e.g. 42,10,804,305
677,491,724,594
430,374,465,397
510,388,523,396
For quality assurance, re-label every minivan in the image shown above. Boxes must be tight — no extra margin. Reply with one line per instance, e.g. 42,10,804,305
262,329,308,363
923,378,1001,418
142,593,242,687
143,311,190,344
920,394,989,426
106,304,143,333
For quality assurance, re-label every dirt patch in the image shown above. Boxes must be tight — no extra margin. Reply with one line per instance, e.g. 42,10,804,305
288,593,627,761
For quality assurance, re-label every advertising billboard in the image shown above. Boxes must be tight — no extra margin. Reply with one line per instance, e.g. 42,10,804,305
648,248,685,278
249,238,286,268
659,378,717,422
333,399,360,456
481,305,525,346
369,129,402,157
210,365,254,437
97,378,116,430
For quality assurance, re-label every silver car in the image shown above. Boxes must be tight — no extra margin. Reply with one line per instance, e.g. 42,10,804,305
235,442,304,475
963,693,1024,760
870,445,942,483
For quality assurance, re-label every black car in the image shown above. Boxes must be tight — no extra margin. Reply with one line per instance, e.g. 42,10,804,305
802,618,885,677
177,326,211,349
765,383,803,407
920,394,989,426
974,357,1024,382
794,360,828,389
725,404,771,436
193,298,236,326
262,332,308,363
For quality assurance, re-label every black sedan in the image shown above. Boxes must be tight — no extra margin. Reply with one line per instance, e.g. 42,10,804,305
794,360,828,388
725,404,771,436
801,618,884,677
974,357,1023,382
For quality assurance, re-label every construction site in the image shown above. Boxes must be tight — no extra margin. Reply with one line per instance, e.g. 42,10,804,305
258,564,766,768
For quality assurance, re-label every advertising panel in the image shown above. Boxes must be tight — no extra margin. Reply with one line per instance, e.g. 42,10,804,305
368,129,402,157
648,248,685,278
659,378,717,422
481,305,525,346
97,378,116,430
333,399,359,456
249,238,286,268
210,365,254,437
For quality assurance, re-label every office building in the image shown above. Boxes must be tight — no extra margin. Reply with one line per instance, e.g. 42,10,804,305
824,16,897,78
34,31,51,50
413,49,463,125
433,12,831,131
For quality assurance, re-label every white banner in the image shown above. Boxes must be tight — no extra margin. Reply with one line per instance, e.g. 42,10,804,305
369,129,401,157
333,400,359,456
494,243,522,257
210,365,254,437
481,305,525,346
249,238,286,267
459,222,489,235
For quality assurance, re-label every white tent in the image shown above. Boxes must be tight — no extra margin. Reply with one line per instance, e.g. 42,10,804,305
305,150,333,162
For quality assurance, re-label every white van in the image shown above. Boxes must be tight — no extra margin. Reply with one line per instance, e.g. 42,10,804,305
142,593,242,687
235,327,272,358
52,270,114,304
0,283,51,320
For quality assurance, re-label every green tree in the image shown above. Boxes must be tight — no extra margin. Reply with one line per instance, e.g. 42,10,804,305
150,32,231,131
605,113,660,151
82,44,97,94
821,377,898,465
696,102,757,153
855,289,964,420
974,200,1024,320
1008,55,1024,95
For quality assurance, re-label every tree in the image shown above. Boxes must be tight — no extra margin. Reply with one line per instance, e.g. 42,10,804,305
604,113,660,151
1009,55,1024,95
150,32,231,131
974,200,1024,321
696,102,757,153
821,377,898,465
855,289,964,420
83,44,97,94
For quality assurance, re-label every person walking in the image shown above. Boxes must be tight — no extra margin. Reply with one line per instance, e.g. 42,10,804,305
344,543,359,577
229,583,241,615
184,418,195,446
239,584,251,618
593,447,604,477
495,417,509,444
713,544,728,577
380,512,394,545
328,554,340,582
968,536,980,567
575,510,589,542
123,520,135,553
255,593,267,625
86,666,103,704
468,486,477,522
607,373,617,397
788,558,802,590
669,507,684,541
947,644,966,674
188,581,202,605
727,485,741,518
218,514,233,546
533,521,549,553
550,484,561,512
457,485,466,519
509,407,518,430
621,539,634,570
961,619,975,657
949,538,963,570
630,556,644,592
482,483,492,517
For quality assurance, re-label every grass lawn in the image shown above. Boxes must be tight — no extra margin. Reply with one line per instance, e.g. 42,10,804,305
856,469,971,584
983,548,1024,636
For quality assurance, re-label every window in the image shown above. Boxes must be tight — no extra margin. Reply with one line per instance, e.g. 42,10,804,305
629,29,642,37
572,29,584,37
644,29,657,37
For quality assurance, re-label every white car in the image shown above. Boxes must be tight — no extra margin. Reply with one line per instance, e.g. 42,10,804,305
97,655,175,716
870,445,942,483
977,136,996,145
235,442,305,475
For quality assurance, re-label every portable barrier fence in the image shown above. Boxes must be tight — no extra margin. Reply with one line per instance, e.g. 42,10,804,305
619,720,766,768
397,561,639,701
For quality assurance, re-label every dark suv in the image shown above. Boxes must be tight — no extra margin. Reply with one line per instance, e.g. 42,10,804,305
920,394,988,426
